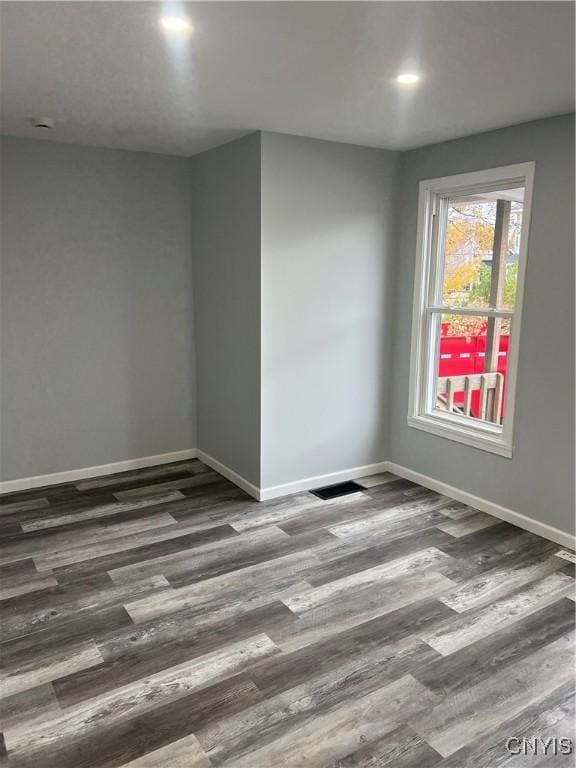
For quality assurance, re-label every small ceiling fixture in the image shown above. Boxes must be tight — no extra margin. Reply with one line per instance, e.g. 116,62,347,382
396,73,421,86
160,16,193,34
29,116,55,129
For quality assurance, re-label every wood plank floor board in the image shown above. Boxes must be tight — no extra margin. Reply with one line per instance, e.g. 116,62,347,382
1,571,115,612
299,527,455,587
0,605,134,668
74,464,203,493
249,597,453,699
355,471,402,488
412,597,575,697
0,573,59,601
220,674,439,768
164,528,341,590
35,520,239,573
230,491,369,534
326,724,442,768
0,483,88,508
0,574,170,643
144,490,257,529
0,504,177,549
34,474,205,509
0,511,182,569
0,683,61,732
52,602,296,709
1,639,105,699
122,550,319,625
312,509,457,567
107,525,291,584
436,530,559,582
561,562,576,581
3,634,279,760
436,511,500,538
327,491,451,536
98,599,296,666
418,571,574,655
361,478,421,498
0,459,573,767
50,525,242,584
195,638,439,766
112,471,224,501
4,675,262,768
433,679,575,768
274,571,456,653
175,484,251,522
438,554,566,612
11,492,127,523
20,492,186,532
117,733,211,767
410,632,574,757
278,484,430,537
0,559,40,580
276,492,435,539
436,504,478,521
436,521,529,560
327,503,457,548
283,547,456,617
0,498,51,516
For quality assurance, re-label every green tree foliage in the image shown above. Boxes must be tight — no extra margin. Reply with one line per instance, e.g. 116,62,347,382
469,262,518,309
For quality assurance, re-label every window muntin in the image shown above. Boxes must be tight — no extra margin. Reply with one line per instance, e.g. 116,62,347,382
408,164,534,457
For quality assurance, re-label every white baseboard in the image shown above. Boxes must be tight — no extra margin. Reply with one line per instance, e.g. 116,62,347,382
385,461,575,550
195,450,261,501
0,449,198,495
259,461,390,502
2,447,572,550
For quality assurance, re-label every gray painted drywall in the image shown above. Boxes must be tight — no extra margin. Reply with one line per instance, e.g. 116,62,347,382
190,133,261,485
260,132,400,489
389,114,575,535
0,136,196,481
2,116,573,542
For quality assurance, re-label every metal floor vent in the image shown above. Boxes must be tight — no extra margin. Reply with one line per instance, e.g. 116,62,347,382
310,480,364,500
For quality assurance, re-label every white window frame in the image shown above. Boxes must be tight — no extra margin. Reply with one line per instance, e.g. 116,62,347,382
408,162,535,458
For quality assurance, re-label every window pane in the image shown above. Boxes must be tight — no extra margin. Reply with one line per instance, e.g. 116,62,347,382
433,313,509,427
441,188,524,310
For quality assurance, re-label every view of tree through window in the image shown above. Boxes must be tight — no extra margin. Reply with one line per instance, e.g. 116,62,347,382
432,187,525,426
441,192,523,338
409,165,533,456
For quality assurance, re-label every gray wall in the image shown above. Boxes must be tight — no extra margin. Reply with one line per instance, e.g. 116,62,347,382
260,132,400,489
0,136,196,481
3,117,573,539
190,133,261,485
389,114,575,535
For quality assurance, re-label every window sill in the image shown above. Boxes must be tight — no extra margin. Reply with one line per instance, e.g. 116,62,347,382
407,413,513,458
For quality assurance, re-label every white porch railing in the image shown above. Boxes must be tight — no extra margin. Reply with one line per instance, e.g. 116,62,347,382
437,371,504,423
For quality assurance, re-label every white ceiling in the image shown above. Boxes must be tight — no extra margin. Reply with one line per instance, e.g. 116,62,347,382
1,1,574,156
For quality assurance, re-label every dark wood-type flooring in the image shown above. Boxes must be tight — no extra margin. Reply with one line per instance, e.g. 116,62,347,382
0,460,574,767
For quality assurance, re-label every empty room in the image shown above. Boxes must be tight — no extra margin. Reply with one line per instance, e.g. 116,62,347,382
0,1,574,766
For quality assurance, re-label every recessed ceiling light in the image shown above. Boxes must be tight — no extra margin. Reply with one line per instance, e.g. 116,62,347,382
396,73,421,86
160,16,193,34
29,116,55,129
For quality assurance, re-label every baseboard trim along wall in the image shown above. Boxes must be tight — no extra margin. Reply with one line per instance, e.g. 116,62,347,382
1,449,572,550
259,461,390,502
0,449,198,494
195,449,261,501
385,461,576,550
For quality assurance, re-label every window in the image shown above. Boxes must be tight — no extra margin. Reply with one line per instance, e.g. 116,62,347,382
408,163,535,457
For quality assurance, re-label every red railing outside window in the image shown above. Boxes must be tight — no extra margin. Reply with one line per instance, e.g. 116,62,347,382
439,322,509,419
